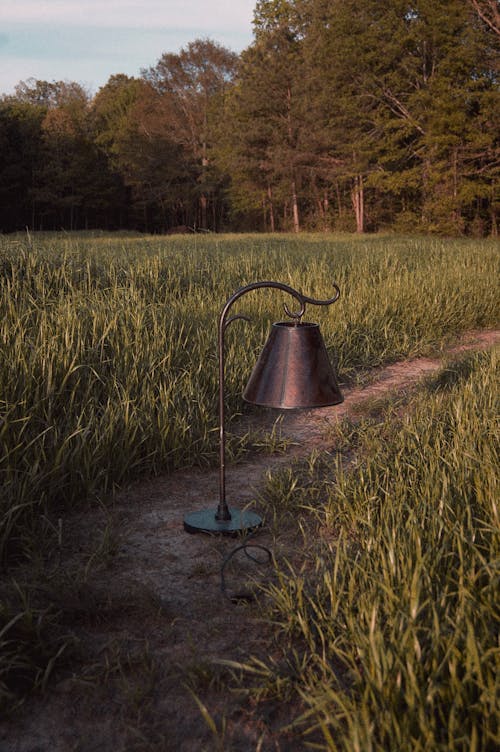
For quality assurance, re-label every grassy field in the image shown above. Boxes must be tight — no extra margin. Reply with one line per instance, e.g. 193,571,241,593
246,349,499,750
0,231,499,743
1,232,498,559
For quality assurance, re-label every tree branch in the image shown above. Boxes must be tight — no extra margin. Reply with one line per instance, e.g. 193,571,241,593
469,0,500,38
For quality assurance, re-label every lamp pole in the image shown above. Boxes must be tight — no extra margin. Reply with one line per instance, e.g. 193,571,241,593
184,280,341,535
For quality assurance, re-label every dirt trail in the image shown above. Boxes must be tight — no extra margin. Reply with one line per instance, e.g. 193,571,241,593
1,329,498,752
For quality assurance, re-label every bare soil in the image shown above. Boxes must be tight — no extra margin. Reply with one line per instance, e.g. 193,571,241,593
1,329,498,752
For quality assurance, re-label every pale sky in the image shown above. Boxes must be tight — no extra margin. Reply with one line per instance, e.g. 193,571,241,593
0,1,256,97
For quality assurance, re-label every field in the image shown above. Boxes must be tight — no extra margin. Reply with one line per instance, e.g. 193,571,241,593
0,232,499,749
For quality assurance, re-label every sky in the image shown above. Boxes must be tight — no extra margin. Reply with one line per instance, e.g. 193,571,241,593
0,1,256,97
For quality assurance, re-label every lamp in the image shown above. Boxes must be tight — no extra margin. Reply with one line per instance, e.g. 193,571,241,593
183,281,343,535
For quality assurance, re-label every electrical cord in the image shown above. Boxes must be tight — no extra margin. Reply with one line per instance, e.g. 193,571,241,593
220,532,274,603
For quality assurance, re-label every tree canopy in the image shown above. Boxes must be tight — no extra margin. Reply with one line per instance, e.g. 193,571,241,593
1,1,498,235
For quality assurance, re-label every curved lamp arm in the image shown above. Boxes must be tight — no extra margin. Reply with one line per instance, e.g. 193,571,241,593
220,280,340,331
216,280,340,521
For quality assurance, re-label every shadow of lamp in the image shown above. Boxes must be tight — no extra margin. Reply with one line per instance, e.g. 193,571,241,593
183,280,343,535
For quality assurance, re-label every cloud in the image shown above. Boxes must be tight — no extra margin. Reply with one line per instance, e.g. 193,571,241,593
2,0,256,31
0,18,253,96
0,57,96,95
0,2,255,95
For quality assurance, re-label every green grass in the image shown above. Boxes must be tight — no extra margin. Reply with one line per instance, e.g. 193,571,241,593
1,232,498,561
241,349,499,751
0,582,72,710
0,231,498,715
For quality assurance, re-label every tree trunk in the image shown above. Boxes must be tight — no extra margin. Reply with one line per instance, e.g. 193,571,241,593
200,136,209,229
452,147,461,229
490,192,498,237
200,194,208,231
286,85,300,234
335,182,343,217
267,184,275,232
322,191,329,231
291,179,300,233
351,175,364,233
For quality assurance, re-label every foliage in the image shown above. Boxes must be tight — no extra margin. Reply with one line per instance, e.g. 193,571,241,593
143,39,239,231
225,0,500,234
1,1,498,235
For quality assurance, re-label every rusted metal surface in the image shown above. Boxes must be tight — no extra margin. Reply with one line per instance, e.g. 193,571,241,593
243,321,343,409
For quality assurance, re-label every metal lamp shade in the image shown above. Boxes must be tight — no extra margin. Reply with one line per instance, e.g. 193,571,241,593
243,321,343,409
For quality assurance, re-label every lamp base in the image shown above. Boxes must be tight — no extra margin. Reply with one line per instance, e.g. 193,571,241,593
183,507,262,535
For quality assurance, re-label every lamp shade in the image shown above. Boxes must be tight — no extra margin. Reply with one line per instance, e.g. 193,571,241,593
243,321,343,409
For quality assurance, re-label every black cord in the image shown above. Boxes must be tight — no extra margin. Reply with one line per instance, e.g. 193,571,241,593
220,533,274,603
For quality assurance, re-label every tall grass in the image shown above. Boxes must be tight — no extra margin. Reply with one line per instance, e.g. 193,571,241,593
251,350,499,750
0,232,498,716
1,233,498,560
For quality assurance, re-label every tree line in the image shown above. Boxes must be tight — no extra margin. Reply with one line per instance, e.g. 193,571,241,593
1,0,498,236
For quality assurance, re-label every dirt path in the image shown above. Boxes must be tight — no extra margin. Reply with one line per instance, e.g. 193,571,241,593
1,329,498,752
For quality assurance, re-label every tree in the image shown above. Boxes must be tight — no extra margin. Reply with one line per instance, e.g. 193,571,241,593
0,98,45,231
297,0,500,234
224,1,312,232
469,0,500,37
1,9,497,235
1,78,128,231
92,75,158,229
144,39,238,230
13,78,90,110
30,80,124,230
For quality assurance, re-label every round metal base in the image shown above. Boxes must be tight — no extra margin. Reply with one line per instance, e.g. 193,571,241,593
184,507,262,535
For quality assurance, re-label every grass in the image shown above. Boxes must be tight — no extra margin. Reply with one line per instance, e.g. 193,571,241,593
240,349,499,751
1,232,498,560
0,231,498,722
0,582,72,710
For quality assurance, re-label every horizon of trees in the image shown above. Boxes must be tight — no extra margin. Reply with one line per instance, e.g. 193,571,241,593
1,0,499,236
